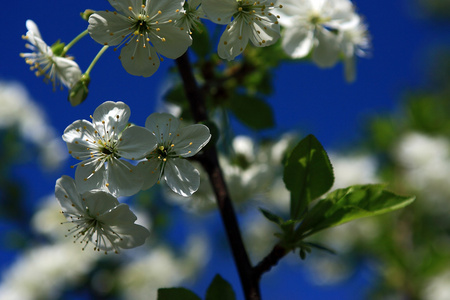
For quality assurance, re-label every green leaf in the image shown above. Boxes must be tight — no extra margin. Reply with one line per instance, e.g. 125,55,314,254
191,24,211,59
205,274,236,300
157,288,201,300
259,208,284,225
229,94,275,130
283,135,334,219
298,184,415,237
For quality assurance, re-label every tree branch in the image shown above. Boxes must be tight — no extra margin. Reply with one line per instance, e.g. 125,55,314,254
252,244,288,282
175,52,261,300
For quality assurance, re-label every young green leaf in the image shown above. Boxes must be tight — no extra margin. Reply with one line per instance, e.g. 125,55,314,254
229,94,275,130
259,208,284,225
283,134,334,219
298,184,415,237
205,274,236,300
157,288,201,300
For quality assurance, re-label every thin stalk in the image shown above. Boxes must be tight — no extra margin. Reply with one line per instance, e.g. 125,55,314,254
85,45,109,76
61,29,89,56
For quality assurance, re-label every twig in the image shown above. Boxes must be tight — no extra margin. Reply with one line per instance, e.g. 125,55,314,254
175,52,261,300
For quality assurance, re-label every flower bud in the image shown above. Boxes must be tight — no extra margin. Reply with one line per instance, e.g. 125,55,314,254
68,74,90,106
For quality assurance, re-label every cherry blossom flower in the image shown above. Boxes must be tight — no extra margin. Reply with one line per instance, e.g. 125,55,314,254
202,0,282,60
55,176,150,254
88,0,192,77
276,0,357,67
62,101,157,197
138,113,211,197
338,15,371,82
20,20,82,89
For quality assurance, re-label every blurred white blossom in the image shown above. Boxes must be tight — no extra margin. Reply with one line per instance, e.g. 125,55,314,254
329,152,379,190
119,235,209,300
394,132,450,210
423,269,450,300
0,243,98,300
0,81,67,169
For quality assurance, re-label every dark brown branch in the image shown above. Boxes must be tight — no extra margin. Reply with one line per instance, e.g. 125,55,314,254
252,244,288,282
175,52,261,300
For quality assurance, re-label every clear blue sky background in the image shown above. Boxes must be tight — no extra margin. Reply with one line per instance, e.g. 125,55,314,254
0,0,448,299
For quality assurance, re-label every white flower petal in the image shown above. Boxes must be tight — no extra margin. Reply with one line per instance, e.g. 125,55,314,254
105,159,142,197
147,0,185,19
55,176,85,215
282,25,314,59
98,202,137,224
75,160,108,194
118,126,157,160
83,190,121,215
151,24,192,59
62,120,97,159
112,223,151,249
275,0,311,24
172,124,211,157
145,113,180,144
164,158,200,197
311,29,340,67
202,0,237,24
108,0,143,15
217,18,250,60
88,11,133,46
92,101,131,137
137,159,160,190
52,57,82,88
120,41,161,77
249,18,281,47
25,19,42,40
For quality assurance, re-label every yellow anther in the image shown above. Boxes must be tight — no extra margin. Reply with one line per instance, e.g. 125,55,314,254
128,6,132,11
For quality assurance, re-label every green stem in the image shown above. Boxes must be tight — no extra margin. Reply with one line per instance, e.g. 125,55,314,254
85,45,109,76
61,29,89,56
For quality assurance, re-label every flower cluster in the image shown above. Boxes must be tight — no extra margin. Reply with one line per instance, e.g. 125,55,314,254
276,0,370,81
21,0,370,84
58,101,211,253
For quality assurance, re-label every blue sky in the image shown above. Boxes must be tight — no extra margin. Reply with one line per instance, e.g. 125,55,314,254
0,0,448,299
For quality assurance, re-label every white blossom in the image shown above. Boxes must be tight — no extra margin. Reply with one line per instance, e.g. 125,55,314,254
119,235,209,300
55,176,151,254
20,20,82,89
202,0,281,60
0,243,98,300
338,15,371,82
138,112,211,197
276,0,357,67
0,81,67,169
88,0,192,77
62,101,157,197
